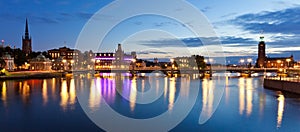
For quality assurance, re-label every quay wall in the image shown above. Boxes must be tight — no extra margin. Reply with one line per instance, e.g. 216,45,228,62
264,79,300,94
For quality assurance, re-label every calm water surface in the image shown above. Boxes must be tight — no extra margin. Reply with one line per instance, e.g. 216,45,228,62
1,75,300,132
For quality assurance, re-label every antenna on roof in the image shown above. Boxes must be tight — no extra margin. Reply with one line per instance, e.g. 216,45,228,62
259,30,264,42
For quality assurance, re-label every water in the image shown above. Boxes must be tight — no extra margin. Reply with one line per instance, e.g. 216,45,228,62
1,75,300,131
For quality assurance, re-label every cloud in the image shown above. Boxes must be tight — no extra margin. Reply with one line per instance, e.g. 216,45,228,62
137,50,172,55
231,7,300,34
201,6,211,13
139,36,258,48
76,12,93,20
221,36,256,44
153,21,179,27
139,37,204,48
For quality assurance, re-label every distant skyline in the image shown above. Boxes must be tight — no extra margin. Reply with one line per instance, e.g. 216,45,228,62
0,0,300,60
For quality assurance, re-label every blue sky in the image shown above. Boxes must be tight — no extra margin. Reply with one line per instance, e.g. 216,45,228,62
0,0,300,61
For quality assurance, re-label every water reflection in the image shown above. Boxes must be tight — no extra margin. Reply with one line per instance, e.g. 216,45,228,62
168,78,176,111
21,81,31,104
201,78,214,119
1,75,300,131
89,78,102,111
60,80,69,111
42,79,48,105
246,78,253,116
238,78,254,116
129,77,137,111
277,94,285,128
225,77,230,104
1,82,7,107
60,79,76,111
239,78,245,115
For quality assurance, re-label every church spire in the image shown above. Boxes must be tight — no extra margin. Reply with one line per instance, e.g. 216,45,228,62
22,18,32,55
24,18,30,39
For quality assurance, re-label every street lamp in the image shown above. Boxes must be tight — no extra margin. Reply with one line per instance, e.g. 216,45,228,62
240,59,245,67
247,58,252,68
277,60,282,68
209,58,214,64
286,58,291,68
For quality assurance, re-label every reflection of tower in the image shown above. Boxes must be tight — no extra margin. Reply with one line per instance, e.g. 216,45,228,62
257,36,265,68
22,18,32,55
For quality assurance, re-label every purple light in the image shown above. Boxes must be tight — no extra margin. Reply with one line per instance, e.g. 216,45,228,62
124,58,133,61
95,57,115,60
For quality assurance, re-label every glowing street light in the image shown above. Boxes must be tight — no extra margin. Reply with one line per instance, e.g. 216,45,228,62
240,59,245,63
247,58,252,63
277,60,282,68
170,58,174,63
286,58,291,68
62,59,67,63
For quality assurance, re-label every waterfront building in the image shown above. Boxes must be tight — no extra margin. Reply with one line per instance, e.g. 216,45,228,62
48,47,80,70
29,54,52,71
51,57,66,70
94,44,135,70
135,59,146,68
265,56,294,68
1,53,14,71
256,36,294,68
174,55,205,70
94,53,115,69
22,19,32,56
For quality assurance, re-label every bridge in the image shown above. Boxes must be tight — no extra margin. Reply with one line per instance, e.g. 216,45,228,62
67,67,300,77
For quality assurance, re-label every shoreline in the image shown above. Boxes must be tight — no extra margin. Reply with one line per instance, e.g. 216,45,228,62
0,71,65,80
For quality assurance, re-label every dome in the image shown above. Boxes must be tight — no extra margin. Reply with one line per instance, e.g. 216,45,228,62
31,54,50,62
36,54,47,61
2,52,12,59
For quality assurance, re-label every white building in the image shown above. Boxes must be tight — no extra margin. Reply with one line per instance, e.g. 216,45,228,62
1,53,14,71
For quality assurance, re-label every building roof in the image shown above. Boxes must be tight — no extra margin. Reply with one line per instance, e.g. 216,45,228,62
31,54,51,62
266,56,293,61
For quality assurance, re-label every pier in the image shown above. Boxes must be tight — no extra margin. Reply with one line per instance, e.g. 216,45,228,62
264,76,300,94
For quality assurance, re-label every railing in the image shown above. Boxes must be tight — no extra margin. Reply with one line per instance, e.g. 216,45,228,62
265,76,300,83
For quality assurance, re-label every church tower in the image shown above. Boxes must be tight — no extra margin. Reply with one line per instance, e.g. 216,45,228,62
257,36,266,68
22,18,32,55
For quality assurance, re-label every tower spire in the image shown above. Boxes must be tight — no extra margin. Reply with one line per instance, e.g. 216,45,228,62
25,18,29,39
22,18,32,55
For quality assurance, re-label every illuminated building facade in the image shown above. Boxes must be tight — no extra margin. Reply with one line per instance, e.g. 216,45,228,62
1,53,14,71
48,47,80,70
256,36,294,68
265,56,294,68
29,54,52,71
94,44,135,70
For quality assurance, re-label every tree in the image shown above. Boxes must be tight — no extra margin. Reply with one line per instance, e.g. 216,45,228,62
13,48,27,67
193,55,206,70
0,58,5,69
